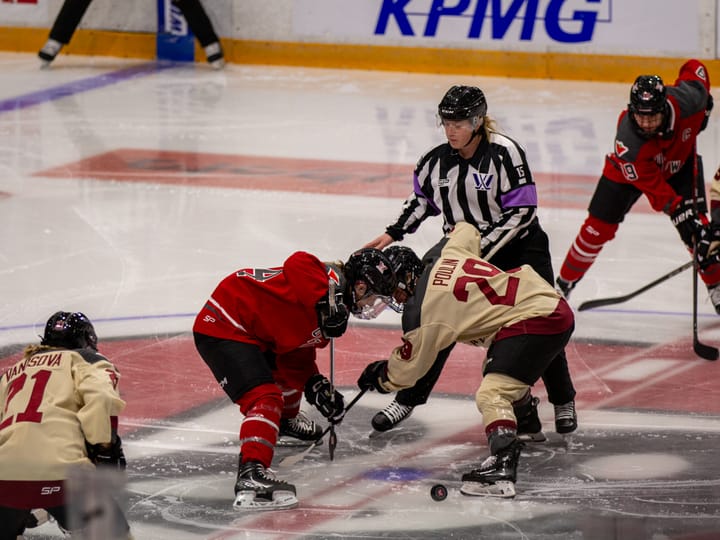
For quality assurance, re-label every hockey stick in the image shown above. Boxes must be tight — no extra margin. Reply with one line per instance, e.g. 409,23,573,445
278,388,368,468
690,150,718,361
691,246,718,360
328,338,337,461
577,261,693,312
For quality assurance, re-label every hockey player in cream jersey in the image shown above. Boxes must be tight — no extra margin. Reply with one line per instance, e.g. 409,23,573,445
358,223,575,497
0,311,130,539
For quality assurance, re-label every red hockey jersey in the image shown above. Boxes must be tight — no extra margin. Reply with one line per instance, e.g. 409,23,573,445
193,251,333,356
603,59,711,212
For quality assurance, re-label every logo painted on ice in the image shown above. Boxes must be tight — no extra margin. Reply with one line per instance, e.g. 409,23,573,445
472,172,493,190
375,0,610,43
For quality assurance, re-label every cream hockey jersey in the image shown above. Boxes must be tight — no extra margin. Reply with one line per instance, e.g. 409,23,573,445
381,222,573,393
0,346,126,482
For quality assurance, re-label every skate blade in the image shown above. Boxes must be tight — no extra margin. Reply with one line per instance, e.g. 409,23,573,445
277,436,322,448
233,490,298,511
517,430,547,443
460,480,516,498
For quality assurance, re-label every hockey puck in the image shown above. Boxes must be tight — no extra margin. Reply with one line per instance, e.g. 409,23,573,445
430,484,448,501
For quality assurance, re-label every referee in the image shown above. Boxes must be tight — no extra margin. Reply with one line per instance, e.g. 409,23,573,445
364,85,578,438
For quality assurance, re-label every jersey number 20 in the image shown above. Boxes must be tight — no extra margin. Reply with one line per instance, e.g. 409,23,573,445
454,259,519,306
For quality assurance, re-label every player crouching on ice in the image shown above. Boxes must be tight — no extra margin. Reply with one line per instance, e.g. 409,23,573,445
357,223,575,498
0,311,130,538
193,248,397,510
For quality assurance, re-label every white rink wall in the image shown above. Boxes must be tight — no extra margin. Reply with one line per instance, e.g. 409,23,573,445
1,0,719,59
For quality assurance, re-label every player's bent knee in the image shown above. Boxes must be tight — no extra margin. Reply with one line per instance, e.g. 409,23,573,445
236,383,284,417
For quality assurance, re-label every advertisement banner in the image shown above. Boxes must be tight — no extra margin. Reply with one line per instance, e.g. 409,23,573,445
0,0,47,24
156,0,195,62
292,0,707,57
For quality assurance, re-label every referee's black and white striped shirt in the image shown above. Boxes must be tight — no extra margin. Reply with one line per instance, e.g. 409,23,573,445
386,130,538,259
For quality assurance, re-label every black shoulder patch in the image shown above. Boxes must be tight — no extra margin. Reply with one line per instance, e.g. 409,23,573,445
76,348,108,365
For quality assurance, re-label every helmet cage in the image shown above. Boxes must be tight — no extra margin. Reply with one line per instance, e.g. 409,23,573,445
343,249,397,319
384,246,424,313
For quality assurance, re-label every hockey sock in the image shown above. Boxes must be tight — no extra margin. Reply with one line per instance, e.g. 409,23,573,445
279,386,302,420
236,383,283,468
559,216,619,282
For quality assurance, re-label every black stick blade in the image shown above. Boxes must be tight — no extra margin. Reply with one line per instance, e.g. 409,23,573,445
694,338,719,361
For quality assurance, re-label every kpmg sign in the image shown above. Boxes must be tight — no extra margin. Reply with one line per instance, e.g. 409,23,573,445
374,0,609,43
293,0,704,56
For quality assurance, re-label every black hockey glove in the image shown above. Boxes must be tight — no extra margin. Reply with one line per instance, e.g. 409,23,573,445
357,360,390,393
86,436,127,470
701,93,713,132
304,374,346,423
696,223,720,268
316,296,349,339
669,199,703,247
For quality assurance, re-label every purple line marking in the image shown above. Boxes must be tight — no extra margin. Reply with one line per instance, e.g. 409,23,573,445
0,61,179,114
0,308,715,335
0,312,196,332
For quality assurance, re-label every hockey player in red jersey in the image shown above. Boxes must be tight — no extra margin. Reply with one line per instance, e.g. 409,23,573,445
556,59,720,307
0,311,130,539
193,248,396,510
357,223,575,498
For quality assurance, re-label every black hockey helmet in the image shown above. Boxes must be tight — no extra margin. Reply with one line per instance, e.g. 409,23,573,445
384,246,424,312
629,75,666,115
438,85,487,121
343,248,397,319
41,311,98,350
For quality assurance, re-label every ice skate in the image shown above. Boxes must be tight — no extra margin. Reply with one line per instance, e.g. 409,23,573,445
38,39,62,67
555,276,576,299
204,42,225,70
515,396,546,443
707,283,720,315
371,399,414,432
460,440,524,498
278,411,322,446
554,400,577,434
233,461,298,511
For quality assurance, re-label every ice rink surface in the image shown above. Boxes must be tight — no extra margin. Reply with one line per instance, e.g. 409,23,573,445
1,52,720,539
